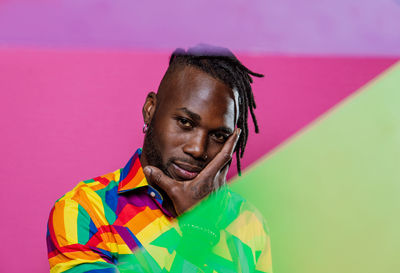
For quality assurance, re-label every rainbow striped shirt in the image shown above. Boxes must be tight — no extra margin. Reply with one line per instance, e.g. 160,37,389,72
47,149,272,272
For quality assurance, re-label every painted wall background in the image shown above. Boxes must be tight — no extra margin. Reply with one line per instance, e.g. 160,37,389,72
0,1,399,273
232,62,400,273
0,0,400,55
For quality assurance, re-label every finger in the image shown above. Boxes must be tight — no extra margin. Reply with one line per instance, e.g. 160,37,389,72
143,166,179,198
211,163,230,191
199,128,241,179
218,163,229,186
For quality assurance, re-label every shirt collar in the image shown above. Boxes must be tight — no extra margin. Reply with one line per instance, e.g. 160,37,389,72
117,148,149,193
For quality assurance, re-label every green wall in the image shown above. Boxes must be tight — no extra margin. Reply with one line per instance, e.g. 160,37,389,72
231,62,400,273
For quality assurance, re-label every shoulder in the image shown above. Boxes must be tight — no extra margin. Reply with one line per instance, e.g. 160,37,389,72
51,169,122,225
55,169,121,203
228,190,269,227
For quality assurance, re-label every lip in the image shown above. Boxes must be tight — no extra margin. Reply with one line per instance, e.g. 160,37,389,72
174,160,203,172
171,161,201,180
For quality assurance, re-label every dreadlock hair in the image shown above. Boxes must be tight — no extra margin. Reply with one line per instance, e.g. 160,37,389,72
163,44,263,175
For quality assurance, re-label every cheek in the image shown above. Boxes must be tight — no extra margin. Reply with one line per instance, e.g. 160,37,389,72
154,119,186,155
207,142,225,160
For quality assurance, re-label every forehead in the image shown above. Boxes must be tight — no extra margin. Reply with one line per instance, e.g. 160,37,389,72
158,66,238,127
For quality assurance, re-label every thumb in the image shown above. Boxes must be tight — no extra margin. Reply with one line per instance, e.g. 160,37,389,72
143,166,176,197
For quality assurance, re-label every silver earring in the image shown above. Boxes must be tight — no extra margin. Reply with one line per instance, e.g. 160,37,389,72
143,123,148,134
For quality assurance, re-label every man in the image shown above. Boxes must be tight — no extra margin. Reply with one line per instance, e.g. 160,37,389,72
47,45,272,273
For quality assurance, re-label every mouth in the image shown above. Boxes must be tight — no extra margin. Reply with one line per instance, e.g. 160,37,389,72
171,161,202,181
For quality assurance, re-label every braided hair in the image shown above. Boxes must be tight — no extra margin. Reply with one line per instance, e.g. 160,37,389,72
165,44,263,175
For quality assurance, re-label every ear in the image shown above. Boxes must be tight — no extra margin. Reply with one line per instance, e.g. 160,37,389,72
142,92,157,125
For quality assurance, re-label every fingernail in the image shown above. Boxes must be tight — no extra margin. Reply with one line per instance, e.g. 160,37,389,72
143,166,150,174
236,128,242,138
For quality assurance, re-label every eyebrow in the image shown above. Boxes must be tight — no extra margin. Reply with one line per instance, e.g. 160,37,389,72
213,126,234,135
176,107,233,134
176,107,201,122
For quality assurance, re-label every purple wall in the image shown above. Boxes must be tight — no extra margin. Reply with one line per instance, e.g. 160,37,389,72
0,0,400,56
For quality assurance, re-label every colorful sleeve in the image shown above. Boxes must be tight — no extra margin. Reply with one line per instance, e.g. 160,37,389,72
231,210,273,273
254,220,273,273
47,195,118,273
221,191,273,273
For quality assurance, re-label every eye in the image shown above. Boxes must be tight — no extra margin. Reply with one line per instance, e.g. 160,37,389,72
212,132,228,143
177,117,193,129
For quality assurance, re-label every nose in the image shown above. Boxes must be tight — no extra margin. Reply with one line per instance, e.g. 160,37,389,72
182,131,208,160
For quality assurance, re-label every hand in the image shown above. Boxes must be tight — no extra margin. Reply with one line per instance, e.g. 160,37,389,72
143,128,241,216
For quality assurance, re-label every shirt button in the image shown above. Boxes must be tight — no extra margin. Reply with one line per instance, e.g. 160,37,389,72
150,191,156,198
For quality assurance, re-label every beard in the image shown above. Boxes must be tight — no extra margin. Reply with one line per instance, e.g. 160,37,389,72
142,120,172,178
142,120,178,216
143,120,162,168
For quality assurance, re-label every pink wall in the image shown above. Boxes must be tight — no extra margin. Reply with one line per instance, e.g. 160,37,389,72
0,48,396,272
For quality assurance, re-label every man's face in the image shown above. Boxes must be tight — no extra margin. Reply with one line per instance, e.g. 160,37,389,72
142,65,238,182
